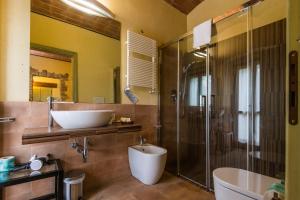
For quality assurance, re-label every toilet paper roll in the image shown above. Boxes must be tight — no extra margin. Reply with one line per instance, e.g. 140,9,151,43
0,156,15,172
30,159,43,171
0,172,9,182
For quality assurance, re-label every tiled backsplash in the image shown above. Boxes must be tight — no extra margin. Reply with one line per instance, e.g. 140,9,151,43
0,102,157,199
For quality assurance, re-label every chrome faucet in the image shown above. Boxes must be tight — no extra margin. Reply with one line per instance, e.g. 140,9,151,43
47,96,55,130
139,135,146,145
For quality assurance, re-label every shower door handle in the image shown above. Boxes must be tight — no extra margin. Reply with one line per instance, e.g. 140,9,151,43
170,89,177,104
201,95,207,112
0,117,15,123
211,95,216,118
202,96,206,107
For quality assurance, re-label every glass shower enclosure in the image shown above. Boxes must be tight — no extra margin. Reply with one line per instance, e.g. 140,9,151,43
159,0,286,190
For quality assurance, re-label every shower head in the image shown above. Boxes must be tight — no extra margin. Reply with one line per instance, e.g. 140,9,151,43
193,51,207,58
182,60,202,73
182,50,207,73
182,63,193,73
219,109,225,117
124,88,139,104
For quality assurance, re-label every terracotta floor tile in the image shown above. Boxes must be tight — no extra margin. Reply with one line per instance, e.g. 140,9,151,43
86,172,215,200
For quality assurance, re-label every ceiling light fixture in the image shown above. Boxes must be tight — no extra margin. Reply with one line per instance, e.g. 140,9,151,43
193,52,207,58
61,0,114,18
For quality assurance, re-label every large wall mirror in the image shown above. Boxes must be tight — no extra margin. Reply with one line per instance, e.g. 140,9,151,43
30,0,121,103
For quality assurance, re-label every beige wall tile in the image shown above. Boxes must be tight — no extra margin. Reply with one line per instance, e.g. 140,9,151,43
0,102,157,199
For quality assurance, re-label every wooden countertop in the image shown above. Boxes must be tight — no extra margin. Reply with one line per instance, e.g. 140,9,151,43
22,123,142,145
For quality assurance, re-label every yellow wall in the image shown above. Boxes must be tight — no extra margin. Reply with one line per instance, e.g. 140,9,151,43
30,55,73,101
31,13,120,103
187,0,247,32
30,55,72,76
187,0,287,33
0,1,299,198
0,0,287,104
184,0,287,57
0,0,30,101
286,0,300,199
0,0,187,104
98,0,187,105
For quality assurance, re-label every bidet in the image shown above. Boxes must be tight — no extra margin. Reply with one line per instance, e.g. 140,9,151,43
128,144,167,185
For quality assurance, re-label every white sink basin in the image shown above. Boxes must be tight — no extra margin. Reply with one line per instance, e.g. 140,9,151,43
51,110,113,129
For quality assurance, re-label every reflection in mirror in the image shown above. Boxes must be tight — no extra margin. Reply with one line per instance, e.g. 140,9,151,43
30,4,121,103
30,46,76,102
33,77,65,102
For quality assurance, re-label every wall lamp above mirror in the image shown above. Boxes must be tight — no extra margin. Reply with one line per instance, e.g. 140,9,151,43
31,0,120,40
30,0,121,104
60,0,115,19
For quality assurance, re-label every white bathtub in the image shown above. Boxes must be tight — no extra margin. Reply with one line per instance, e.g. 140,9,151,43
128,144,167,185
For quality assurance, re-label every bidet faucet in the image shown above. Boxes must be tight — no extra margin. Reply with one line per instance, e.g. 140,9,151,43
71,137,89,162
83,137,88,162
47,96,55,130
139,136,146,145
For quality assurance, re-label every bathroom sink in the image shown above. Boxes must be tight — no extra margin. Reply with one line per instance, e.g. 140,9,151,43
51,110,113,129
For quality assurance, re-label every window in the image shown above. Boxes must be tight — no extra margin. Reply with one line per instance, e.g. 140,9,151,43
189,77,199,106
254,65,260,145
238,68,249,143
188,75,211,106
238,66,260,145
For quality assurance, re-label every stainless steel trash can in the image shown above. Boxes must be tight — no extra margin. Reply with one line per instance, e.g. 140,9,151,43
64,170,85,200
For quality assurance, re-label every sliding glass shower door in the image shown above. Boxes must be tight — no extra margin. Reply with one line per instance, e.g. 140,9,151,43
178,34,208,186
177,8,251,188
160,42,179,174
160,8,251,189
249,4,286,179
208,9,250,187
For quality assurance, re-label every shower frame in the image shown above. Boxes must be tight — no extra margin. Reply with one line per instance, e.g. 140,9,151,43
158,0,266,190
159,0,262,49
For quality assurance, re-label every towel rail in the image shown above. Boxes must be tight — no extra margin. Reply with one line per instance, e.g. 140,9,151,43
0,117,16,123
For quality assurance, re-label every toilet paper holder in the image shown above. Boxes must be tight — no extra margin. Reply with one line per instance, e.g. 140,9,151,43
0,117,15,123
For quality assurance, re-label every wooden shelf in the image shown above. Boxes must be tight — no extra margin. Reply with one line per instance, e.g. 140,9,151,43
22,124,142,145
